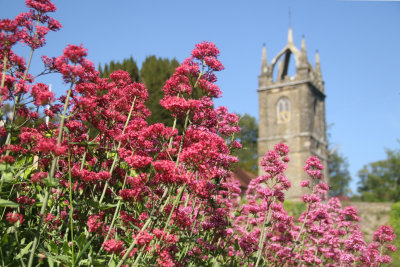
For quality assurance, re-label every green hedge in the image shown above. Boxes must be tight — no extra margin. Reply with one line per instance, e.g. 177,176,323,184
389,202,400,266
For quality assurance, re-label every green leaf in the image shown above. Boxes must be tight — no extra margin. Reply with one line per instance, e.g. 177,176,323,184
42,177,58,187
100,203,118,210
0,199,19,208
76,232,87,250
87,199,100,209
42,250,70,264
63,126,70,134
1,233,8,245
109,257,117,267
48,240,59,254
0,163,6,171
15,241,33,260
77,259,91,266
1,172,13,183
74,236,94,265
24,167,34,179
47,255,55,267
62,241,70,256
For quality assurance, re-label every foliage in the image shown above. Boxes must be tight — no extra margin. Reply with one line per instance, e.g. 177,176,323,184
282,200,306,218
139,56,179,126
328,149,352,197
0,2,396,266
389,202,400,265
357,148,400,202
236,113,258,174
99,56,139,82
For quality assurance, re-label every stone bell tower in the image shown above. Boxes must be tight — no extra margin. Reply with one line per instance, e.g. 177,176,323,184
257,28,328,200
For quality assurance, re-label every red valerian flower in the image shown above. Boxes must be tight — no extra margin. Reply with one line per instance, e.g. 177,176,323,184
31,82,54,105
124,154,153,170
134,231,154,247
0,155,15,164
303,156,324,180
6,212,25,225
31,171,47,183
62,44,87,63
25,0,57,13
373,225,396,244
87,213,104,233
153,160,189,184
102,239,125,255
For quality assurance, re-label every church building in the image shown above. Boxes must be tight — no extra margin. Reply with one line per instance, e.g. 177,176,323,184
257,28,329,200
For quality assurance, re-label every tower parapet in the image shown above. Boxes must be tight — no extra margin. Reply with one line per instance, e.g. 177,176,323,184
258,28,324,94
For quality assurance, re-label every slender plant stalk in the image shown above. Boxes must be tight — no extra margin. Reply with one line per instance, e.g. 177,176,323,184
68,148,75,266
164,184,187,232
99,172,130,253
27,85,73,267
4,17,38,149
291,203,312,251
255,201,273,267
0,52,7,90
13,227,26,267
98,96,137,205
115,213,153,267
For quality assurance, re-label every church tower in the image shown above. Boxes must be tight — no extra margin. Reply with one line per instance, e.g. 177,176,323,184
257,28,328,200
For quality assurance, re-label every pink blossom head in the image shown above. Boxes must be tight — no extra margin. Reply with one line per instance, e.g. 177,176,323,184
303,156,324,180
25,0,57,13
373,225,396,244
274,143,289,157
102,239,124,255
301,180,310,188
63,44,87,64
192,41,220,58
6,212,25,225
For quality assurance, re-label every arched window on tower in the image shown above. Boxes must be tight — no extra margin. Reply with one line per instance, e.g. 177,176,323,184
277,97,291,123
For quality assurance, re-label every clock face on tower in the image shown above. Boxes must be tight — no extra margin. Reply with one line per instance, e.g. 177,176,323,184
277,97,291,123
278,110,291,123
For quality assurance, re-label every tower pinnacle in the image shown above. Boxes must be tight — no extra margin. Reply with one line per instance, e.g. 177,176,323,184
288,27,293,44
315,50,320,66
261,44,268,73
301,35,306,52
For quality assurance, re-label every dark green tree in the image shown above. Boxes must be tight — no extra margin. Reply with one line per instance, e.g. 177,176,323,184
326,125,352,198
98,56,139,82
139,56,179,126
328,149,352,197
357,147,400,202
236,113,258,174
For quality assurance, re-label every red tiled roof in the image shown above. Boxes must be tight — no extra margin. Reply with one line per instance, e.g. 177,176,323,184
232,167,257,191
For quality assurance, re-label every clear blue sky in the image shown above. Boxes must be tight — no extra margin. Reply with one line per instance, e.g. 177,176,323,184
1,0,400,193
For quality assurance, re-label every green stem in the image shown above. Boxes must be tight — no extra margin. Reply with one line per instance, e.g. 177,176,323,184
13,227,26,267
191,201,202,233
164,184,187,232
255,201,273,267
293,203,311,249
168,116,177,149
99,172,129,253
0,52,7,89
98,96,137,205
278,203,312,267
115,215,153,267
68,148,75,266
80,131,90,170
4,18,37,149
27,86,73,267
175,109,190,163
